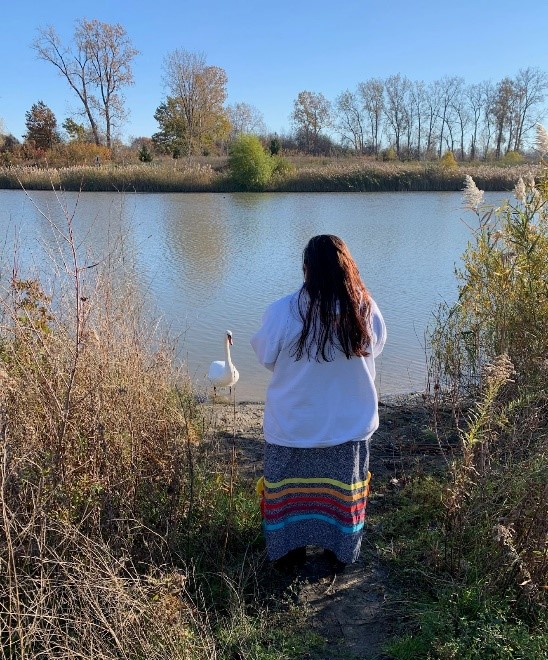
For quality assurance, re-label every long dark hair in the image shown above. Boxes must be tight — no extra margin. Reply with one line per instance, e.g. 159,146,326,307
292,234,372,361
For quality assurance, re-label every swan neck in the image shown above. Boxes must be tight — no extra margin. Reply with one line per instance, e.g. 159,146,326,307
225,338,233,367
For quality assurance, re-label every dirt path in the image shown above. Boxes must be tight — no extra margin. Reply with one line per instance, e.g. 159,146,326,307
206,395,454,660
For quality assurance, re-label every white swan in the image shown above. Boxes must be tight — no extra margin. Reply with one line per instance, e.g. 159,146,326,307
208,330,240,394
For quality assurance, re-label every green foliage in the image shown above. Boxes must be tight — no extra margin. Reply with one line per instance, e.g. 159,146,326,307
25,100,60,150
62,117,87,142
228,134,274,190
271,155,295,177
502,150,524,166
138,144,153,162
269,136,281,155
153,97,188,156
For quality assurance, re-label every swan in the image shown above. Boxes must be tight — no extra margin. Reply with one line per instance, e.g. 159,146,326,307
208,330,240,394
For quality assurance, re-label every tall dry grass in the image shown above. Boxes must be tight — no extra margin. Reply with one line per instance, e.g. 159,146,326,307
428,169,547,620
0,160,539,193
0,162,223,193
0,192,238,658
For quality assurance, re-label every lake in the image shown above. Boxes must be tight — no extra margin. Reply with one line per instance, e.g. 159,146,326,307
0,189,508,401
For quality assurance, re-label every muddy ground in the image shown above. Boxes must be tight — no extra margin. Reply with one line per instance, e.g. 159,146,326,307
203,394,458,660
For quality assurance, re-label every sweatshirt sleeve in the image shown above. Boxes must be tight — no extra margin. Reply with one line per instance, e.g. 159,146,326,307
250,298,288,372
369,299,387,358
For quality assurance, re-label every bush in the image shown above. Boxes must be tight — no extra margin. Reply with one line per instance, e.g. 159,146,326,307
138,144,153,162
228,134,273,190
382,146,398,161
440,150,458,169
271,155,295,177
502,150,525,166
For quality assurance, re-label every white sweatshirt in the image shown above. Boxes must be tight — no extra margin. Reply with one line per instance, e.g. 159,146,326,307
251,290,386,448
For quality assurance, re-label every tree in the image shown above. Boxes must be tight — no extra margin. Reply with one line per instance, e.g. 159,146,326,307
62,117,87,142
358,79,384,156
34,19,139,148
436,76,464,158
491,77,515,158
465,83,484,160
292,91,332,154
161,50,229,156
335,90,365,153
384,74,411,156
511,67,548,151
152,97,188,155
226,102,266,138
409,80,428,159
228,134,273,190
24,101,60,149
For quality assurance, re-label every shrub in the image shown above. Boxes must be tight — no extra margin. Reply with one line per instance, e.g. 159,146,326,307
382,146,398,161
502,149,524,166
440,150,458,169
269,137,281,155
431,173,547,393
138,144,153,162
228,134,274,190
271,155,295,177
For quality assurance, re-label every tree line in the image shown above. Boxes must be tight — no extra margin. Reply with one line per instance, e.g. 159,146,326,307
1,18,547,162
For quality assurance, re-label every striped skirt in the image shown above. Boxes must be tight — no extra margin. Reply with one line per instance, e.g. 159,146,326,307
258,439,371,564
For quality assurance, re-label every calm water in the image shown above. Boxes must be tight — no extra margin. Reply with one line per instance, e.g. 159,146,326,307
0,189,507,401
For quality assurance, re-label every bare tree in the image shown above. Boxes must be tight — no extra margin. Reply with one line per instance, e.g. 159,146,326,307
226,102,266,138
465,83,484,160
358,79,384,156
491,77,515,158
436,76,464,157
162,50,229,156
450,85,470,160
335,90,365,152
34,20,138,148
480,80,496,158
384,74,411,156
512,67,548,151
292,91,332,154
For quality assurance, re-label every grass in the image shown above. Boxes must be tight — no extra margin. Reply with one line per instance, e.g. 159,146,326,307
0,159,538,193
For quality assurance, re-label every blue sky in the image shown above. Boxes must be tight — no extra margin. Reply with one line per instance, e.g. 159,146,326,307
1,0,547,143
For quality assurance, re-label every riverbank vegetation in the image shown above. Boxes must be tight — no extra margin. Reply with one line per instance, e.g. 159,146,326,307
0,158,538,193
380,155,547,657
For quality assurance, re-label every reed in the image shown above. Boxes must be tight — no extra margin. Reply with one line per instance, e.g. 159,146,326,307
0,161,538,193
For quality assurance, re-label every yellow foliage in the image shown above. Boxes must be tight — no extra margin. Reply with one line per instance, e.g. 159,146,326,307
48,142,112,166
440,150,458,169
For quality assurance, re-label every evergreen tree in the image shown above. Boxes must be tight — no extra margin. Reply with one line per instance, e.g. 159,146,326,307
25,101,60,150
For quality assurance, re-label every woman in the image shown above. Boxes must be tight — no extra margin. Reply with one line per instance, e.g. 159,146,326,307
251,234,386,572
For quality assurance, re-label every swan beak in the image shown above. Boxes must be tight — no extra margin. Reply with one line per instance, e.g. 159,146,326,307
228,335,233,345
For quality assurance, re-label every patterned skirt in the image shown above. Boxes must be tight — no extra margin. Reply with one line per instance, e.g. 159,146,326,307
258,439,371,564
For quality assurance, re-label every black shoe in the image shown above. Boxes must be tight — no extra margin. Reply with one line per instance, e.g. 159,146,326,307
323,549,347,573
273,546,307,573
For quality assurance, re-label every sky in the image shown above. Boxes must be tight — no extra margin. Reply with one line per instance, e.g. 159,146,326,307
1,0,547,143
